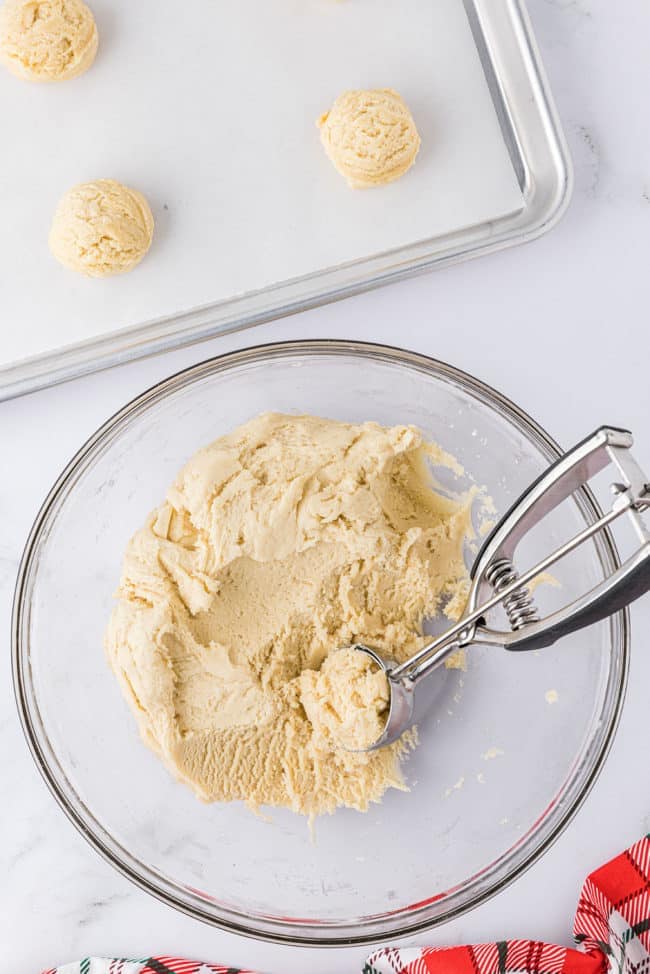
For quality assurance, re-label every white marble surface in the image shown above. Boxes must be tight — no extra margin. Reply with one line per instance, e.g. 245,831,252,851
1,1,649,971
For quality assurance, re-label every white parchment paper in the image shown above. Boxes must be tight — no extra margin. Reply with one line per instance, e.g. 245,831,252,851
0,0,523,365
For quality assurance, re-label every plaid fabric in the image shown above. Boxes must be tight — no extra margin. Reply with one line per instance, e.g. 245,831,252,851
366,836,650,974
42,837,650,974
41,961,254,974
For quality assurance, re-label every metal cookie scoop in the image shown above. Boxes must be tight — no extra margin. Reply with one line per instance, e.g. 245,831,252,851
350,426,650,751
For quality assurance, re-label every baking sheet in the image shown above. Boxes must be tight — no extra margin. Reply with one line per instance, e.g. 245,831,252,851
0,0,524,368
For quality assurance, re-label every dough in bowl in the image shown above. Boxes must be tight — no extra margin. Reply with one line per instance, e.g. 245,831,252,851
49,178,154,277
318,88,421,188
105,413,472,820
0,0,98,82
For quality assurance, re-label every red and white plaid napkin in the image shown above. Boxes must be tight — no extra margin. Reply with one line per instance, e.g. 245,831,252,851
43,835,650,974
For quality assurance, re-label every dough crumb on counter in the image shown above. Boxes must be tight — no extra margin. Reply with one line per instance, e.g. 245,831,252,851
444,776,466,799
105,413,473,819
482,746,504,760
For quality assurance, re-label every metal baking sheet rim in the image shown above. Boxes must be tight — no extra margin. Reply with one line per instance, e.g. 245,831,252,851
0,0,573,402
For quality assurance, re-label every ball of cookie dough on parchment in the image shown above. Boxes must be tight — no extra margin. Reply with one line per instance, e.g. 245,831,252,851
0,0,98,82
318,88,421,189
49,179,154,277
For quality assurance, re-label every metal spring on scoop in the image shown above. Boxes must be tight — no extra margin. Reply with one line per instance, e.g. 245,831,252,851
485,557,540,631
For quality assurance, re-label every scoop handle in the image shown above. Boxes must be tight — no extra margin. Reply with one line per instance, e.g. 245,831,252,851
504,544,650,652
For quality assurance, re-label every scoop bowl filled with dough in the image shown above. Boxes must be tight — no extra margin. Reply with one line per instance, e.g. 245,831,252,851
13,341,627,945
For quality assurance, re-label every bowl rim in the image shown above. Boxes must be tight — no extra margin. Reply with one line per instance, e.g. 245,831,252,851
11,339,629,947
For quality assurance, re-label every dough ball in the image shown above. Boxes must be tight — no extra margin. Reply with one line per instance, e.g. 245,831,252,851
318,88,421,189
49,178,154,278
0,0,98,82
300,647,390,751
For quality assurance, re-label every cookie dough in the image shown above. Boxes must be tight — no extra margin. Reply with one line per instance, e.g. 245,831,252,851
105,413,472,819
318,88,421,189
0,0,98,82
49,178,154,277
300,647,390,751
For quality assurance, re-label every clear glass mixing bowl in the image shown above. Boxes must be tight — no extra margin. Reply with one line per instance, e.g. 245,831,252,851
13,341,628,945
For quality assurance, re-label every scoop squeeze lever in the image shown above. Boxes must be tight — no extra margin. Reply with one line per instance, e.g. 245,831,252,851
352,426,650,750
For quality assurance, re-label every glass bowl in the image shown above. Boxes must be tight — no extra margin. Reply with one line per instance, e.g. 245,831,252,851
12,340,628,946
